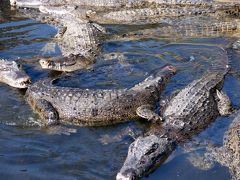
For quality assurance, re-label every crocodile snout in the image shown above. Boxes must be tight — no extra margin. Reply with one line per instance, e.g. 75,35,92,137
166,65,177,73
39,59,53,69
116,171,136,180
10,0,16,6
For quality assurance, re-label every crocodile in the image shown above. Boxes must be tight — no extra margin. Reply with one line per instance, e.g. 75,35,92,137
35,2,240,25
0,59,31,88
35,3,240,51
27,6,106,72
204,110,240,180
116,69,232,180
9,0,240,72
10,0,240,8
39,54,95,72
11,0,240,24
187,110,240,180
25,65,176,126
25,4,238,71
10,0,148,9
112,16,240,40
38,19,105,72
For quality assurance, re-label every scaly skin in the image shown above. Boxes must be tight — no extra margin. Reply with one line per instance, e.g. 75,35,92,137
94,6,215,24
113,16,240,40
0,59,31,88
10,0,240,8
36,3,235,25
10,0,147,9
25,65,176,126
117,68,232,180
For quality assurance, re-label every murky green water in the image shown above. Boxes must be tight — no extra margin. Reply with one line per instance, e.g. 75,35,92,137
0,2,239,180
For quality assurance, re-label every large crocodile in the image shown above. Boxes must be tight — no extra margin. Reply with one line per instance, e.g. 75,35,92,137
0,59,31,88
35,1,240,25
25,65,176,126
112,16,240,41
116,69,232,180
10,0,147,9
10,0,240,8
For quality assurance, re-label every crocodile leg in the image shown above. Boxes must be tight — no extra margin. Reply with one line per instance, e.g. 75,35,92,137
215,90,232,116
136,104,162,123
28,98,59,126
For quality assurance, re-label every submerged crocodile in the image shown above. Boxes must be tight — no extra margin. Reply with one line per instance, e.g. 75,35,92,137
187,110,240,180
204,111,239,180
117,69,232,180
25,65,176,126
0,59,31,88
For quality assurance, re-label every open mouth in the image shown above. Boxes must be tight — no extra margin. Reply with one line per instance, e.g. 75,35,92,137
39,59,54,68
19,78,31,87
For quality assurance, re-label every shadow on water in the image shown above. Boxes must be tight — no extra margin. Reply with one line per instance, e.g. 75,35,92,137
0,3,239,180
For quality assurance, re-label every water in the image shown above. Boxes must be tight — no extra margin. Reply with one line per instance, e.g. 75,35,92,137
0,3,239,180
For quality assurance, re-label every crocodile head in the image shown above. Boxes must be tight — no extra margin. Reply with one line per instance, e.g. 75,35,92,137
132,65,176,93
39,54,92,72
116,135,175,180
0,59,31,88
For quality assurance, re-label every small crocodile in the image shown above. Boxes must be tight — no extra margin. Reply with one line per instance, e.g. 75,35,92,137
0,59,31,88
117,69,232,180
25,65,176,126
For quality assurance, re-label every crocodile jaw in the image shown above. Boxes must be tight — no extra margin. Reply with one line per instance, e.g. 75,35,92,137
0,60,31,88
1,72,31,88
117,135,175,180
